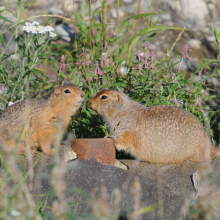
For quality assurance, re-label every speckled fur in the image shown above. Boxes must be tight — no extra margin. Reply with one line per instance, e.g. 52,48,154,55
0,85,85,155
90,90,220,163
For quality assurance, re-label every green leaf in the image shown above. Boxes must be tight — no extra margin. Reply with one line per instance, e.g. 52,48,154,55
91,23,109,27
70,73,79,85
193,59,219,75
195,83,203,99
203,95,218,102
118,35,140,62
118,13,155,37
171,84,179,93
195,74,219,86
60,72,67,78
137,26,184,36
106,82,126,88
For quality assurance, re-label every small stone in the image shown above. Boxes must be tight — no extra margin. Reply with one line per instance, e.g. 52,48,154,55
109,9,125,19
122,0,133,3
48,7,63,15
188,39,201,49
55,24,79,42
206,36,215,42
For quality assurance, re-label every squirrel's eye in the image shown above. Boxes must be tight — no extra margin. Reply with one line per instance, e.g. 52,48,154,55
64,89,71,94
101,95,107,99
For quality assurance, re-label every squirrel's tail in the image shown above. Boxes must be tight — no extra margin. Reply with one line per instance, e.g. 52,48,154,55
210,145,220,159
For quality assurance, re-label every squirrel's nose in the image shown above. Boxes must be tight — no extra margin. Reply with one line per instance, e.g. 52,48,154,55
81,91,85,98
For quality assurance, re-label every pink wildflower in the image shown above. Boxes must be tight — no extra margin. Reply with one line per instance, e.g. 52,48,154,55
95,61,104,76
104,39,109,53
99,40,114,67
151,52,157,69
183,42,191,60
137,63,143,75
84,78,92,82
76,47,91,69
59,54,72,84
193,98,206,115
138,48,143,62
174,99,183,107
171,71,177,80
100,53,112,67
144,41,153,52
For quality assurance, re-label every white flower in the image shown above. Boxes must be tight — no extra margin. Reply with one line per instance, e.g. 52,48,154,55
49,32,57,38
8,102,14,106
32,21,39,26
36,25,47,34
22,22,56,36
45,26,54,32
10,210,21,216
11,54,17,60
0,6,5,11
25,22,32,26
22,25,36,33
31,29,38,34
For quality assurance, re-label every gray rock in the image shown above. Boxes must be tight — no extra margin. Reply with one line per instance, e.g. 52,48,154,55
54,24,79,42
206,36,216,42
172,57,190,72
17,152,220,220
48,6,63,16
188,39,201,49
122,0,134,3
207,2,217,19
164,0,208,30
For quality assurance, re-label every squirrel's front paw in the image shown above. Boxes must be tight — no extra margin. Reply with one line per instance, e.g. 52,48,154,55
114,160,129,171
43,148,52,156
64,149,77,162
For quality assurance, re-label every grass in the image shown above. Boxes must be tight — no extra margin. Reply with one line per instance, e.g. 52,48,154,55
0,0,220,219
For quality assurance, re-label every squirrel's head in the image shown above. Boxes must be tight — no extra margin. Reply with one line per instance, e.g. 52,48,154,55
51,85,85,114
90,90,124,116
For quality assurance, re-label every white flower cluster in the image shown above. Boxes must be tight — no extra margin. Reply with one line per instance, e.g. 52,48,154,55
0,6,5,11
11,54,17,60
22,21,57,38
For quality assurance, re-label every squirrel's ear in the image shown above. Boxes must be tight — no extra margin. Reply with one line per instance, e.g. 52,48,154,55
54,89,60,97
117,94,122,103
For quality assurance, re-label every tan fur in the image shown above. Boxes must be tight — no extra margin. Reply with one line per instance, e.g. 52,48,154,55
90,90,220,163
0,85,85,155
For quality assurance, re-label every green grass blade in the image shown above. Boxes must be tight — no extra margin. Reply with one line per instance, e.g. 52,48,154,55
118,13,155,37
137,26,185,36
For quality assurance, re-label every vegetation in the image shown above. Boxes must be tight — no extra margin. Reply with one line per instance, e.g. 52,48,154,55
0,0,220,219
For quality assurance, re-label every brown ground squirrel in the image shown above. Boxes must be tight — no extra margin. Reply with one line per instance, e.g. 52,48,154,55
0,85,85,155
90,90,220,163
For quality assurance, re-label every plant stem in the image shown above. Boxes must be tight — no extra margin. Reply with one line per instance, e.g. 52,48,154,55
127,0,141,67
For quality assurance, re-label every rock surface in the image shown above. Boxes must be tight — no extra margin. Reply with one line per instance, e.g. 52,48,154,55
18,152,220,219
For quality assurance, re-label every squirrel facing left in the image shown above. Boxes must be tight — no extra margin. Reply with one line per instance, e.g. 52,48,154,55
90,90,220,164
0,85,85,156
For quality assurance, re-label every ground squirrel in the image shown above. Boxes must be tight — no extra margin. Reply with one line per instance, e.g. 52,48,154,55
90,90,220,163
0,85,85,156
